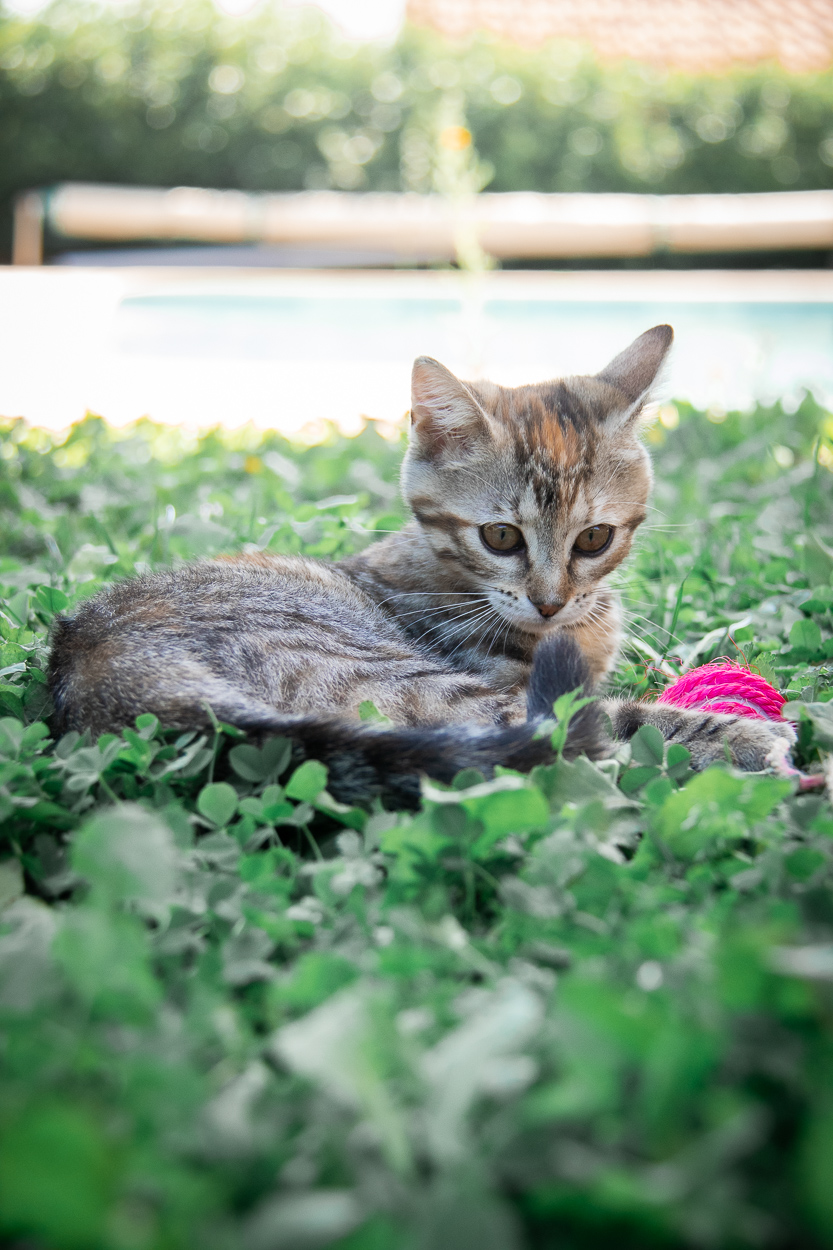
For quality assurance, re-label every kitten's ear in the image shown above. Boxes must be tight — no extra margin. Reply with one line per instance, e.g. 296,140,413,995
595,324,673,415
410,356,490,455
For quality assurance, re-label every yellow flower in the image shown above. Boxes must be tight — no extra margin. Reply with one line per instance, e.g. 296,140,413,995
439,125,471,151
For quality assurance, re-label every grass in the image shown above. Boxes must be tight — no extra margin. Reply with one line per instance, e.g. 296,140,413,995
1,396,833,1250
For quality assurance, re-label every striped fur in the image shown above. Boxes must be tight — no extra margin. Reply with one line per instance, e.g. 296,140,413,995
48,325,795,800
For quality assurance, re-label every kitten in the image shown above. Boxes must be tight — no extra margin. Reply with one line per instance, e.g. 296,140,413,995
48,325,794,805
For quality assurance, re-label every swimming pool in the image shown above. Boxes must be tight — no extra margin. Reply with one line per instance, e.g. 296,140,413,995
2,268,833,434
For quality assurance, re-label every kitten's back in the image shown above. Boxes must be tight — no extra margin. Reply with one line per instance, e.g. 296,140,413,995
48,557,603,805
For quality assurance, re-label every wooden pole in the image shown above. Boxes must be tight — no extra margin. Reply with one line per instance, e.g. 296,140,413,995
12,193,44,265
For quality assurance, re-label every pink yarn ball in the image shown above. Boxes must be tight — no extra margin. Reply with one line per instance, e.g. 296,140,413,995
657,661,785,721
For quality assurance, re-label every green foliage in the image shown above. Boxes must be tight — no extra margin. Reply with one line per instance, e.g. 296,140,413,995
3,0,833,257
1,397,833,1248
549,685,597,756
285,759,328,802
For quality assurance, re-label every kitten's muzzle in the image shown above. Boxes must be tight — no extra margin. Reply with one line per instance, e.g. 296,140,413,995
529,598,564,619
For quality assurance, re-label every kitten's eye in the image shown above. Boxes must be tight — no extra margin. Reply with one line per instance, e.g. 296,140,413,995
574,524,614,555
480,523,525,553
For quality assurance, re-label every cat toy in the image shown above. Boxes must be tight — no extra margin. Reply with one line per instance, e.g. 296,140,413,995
657,660,785,721
656,660,825,789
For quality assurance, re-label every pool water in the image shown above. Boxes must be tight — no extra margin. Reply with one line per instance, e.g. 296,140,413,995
3,268,833,433
117,290,833,413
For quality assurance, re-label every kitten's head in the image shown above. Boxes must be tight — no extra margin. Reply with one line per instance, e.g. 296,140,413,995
401,324,672,636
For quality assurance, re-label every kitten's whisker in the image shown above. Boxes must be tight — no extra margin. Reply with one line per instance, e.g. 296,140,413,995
372,590,487,608
446,605,500,641
615,501,669,515
578,602,607,625
350,526,408,534
619,594,665,608
406,604,497,647
375,591,487,596
638,524,695,532
442,605,498,632
392,598,493,624
576,608,609,636
441,608,502,663
494,615,516,659
379,594,492,614
479,610,512,661
622,621,687,657
407,606,495,636
439,627,493,667
394,599,491,618
475,616,502,660
625,610,686,645
621,615,668,642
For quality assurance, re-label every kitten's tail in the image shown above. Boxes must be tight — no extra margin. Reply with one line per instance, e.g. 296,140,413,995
227,633,604,807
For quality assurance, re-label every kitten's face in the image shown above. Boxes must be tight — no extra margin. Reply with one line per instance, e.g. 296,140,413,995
401,325,671,637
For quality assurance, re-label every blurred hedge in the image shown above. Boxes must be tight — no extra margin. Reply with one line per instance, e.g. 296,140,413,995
2,0,833,259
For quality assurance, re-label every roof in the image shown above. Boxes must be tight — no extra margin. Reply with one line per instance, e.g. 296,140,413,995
405,0,833,72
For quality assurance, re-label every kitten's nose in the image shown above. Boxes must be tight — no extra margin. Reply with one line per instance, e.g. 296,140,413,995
530,599,563,618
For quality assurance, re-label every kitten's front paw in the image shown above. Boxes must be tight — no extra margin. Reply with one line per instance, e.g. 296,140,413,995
690,714,796,773
601,699,798,775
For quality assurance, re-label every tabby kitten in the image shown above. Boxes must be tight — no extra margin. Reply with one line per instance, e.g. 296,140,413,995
48,325,794,804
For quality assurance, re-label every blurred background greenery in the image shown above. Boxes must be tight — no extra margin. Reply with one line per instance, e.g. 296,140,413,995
2,0,833,263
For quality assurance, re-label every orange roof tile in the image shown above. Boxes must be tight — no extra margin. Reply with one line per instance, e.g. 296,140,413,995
405,0,833,71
